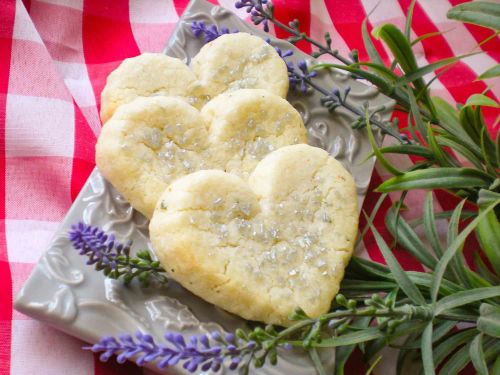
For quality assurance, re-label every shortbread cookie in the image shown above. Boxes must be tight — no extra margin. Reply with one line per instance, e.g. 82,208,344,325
149,144,358,326
100,54,199,123
191,33,289,99
96,89,307,218
100,33,289,122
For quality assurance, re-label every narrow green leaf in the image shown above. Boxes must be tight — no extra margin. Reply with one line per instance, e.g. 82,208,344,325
386,205,438,269
398,52,481,85
311,63,393,94
407,84,428,140
433,328,476,366
421,323,436,375
314,327,384,347
481,128,498,173
362,19,384,66
465,268,492,289
432,96,480,154
334,317,371,375
447,1,500,30
423,192,444,258
365,355,382,375
440,338,500,375
431,200,500,302
492,357,500,375
478,303,500,338
427,123,458,167
377,167,493,193
397,320,456,349
446,200,470,285
436,135,485,170
476,208,500,276
497,130,500,166
435,286,500,315
465,93,499,108
373,24,418,74
404,0,416,39
473,252,500,285
411,31,447,46
352,62,399,82
357,193,388,247
365,110,403,175
478,64,500,80
369,221,426,305
378,144,434,158
309,348,327,375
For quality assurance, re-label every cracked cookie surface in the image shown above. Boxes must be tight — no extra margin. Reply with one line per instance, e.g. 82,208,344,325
149,144,358,326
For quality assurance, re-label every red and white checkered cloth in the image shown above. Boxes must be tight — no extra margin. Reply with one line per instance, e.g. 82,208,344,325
0,0,498,374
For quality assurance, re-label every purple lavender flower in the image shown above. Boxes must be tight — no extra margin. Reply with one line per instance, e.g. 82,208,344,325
191,21,236,43
288,60,317,93
235,0,271,32
87,331,258,373
69,222,167,287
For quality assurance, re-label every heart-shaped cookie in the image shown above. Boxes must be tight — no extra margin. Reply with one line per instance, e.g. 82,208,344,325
96,89,307,218
149,144,358,326
100,33,289,123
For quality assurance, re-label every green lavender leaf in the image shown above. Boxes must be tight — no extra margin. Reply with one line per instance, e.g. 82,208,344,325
478,64,500,80
430,200,499,302
446,200,470,286
465,93,499,108
308,348,327,375
373,24,418,75
478,303,500,338
404,0,416,39
423,192,444,258
369,221,426,305
407,84,428,140
365,111,403,175
314,328,384,347
312,63,393,94
334,317,371,375
476,209,500,276
436,135,485,170
385,206,437,269
398,52,481,86
432,97,479,152
470,334,488,375
433,328,476,366
435,286,500,315
447,1,500,30
473,253,500,284
397,320,456,349
377,168,493,192
410,30,447,46
377,144,434,158
421,323,435,375
362,19,384,66
426,123,459,167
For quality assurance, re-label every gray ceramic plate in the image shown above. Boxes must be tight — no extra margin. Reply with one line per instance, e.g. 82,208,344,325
15,0,394,373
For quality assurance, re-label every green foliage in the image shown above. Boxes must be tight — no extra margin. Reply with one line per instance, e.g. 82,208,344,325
447,2,500,30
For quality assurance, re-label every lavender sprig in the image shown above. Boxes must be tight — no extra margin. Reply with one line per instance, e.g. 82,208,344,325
69,222,167,287
235,0,271,32
87,331,259,373
191,21,237,43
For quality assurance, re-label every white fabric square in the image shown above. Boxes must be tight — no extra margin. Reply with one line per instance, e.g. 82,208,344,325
6,219,60,263
12,0,43,43
54,61,97,108
10,320,94,375
129,0,178,24
6,95,74,158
